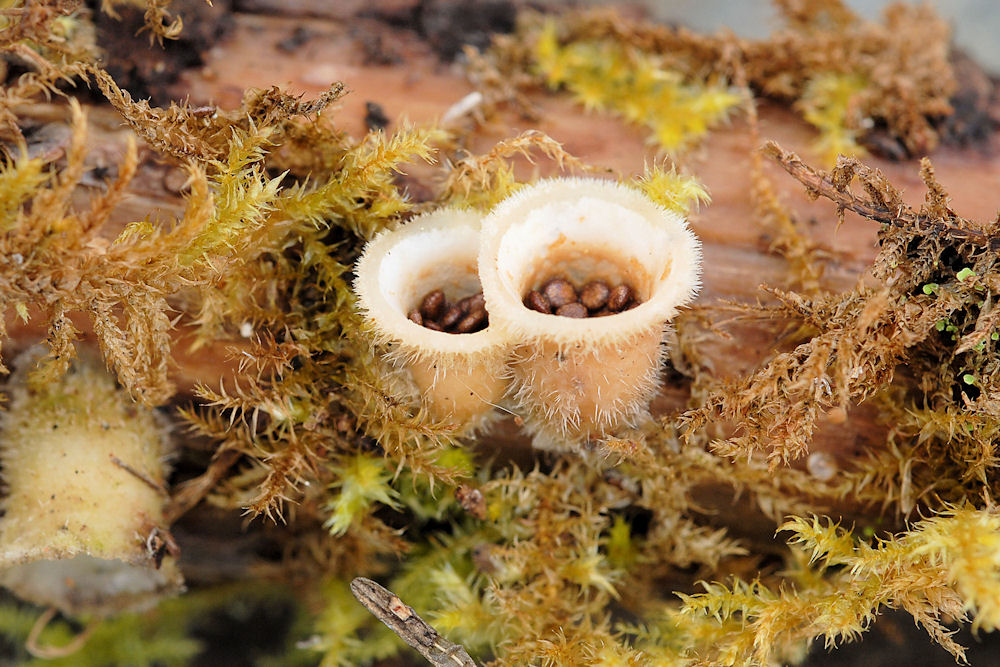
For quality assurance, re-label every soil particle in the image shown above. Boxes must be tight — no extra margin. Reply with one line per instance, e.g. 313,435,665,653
275,25,313,53
364,0,516,61
416,0,516,61
937,51,1000,152
364,101,390,131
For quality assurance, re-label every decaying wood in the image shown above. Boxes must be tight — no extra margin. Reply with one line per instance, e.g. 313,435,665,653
6,3,1000,663
6,0,1000,581
6,6,999,491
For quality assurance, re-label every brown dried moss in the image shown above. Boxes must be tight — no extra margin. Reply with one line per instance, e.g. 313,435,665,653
482,0,956,160
3,2,1000,665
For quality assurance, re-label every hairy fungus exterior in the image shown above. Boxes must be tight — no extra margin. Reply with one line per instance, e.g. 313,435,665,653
0,351,183,616
354,209,509,428
479,177,701,447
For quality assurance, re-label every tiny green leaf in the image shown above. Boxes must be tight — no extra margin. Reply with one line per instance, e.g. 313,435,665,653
957,267,977,282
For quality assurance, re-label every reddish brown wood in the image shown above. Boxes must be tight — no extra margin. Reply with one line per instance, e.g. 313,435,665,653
10,9,1000,474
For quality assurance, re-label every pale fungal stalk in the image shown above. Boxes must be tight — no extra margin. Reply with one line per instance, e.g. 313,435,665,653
479,177,702,448
354,209,509,429
0,350,183,617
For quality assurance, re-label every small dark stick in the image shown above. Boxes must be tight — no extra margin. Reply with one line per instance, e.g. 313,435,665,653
350,577,478,667
109,455,168,496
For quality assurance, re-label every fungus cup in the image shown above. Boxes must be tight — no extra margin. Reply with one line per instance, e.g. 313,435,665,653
479,177,702,448
354,209,509,429
0,349,183,617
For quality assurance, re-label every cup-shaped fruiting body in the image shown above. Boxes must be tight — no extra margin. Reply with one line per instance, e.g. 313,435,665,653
0,351,183,616
354,209,509,429
479,177,702,448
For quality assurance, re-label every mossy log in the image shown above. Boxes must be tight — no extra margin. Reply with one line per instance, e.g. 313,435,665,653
9,8,1000,493
5,2,1000,664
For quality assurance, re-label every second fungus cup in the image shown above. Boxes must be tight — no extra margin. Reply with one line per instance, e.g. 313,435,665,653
0,351,183,617
479,177,702,448
354,209,509,429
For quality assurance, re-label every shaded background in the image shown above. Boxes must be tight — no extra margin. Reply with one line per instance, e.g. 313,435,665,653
573,0,1000,74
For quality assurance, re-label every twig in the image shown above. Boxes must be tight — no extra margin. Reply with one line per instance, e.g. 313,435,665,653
110,454,168,496
350,577,478,667
165,448,242,523
761,141,1000,250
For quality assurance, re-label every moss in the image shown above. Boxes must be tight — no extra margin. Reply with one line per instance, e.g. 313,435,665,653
485,0,955,161
533,19,740,154
0,583,308,666
797,72,869,165
0,1,997,665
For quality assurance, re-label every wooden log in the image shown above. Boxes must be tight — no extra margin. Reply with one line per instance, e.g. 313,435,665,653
10,8,1000,470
